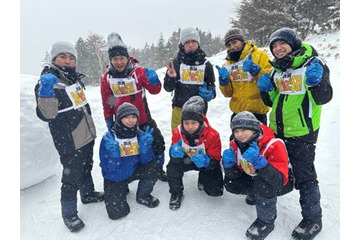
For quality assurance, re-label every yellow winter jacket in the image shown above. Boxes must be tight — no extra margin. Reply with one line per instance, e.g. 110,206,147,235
219,41,271,114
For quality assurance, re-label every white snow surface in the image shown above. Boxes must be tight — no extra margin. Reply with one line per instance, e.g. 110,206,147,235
20,31,340,240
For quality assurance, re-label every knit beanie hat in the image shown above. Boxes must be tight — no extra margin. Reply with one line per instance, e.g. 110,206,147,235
107,32,129,60
269,27,302,55
181,96,205,124
116,102,139,120
224,28,245,46
180,27,200,45
50,41,77,62
231,111,260,132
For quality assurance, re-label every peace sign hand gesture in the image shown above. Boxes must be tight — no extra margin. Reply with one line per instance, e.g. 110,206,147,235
165,61,177,78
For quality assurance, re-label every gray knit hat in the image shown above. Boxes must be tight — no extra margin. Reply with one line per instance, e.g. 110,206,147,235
116,102,139,120
180,27,200,45
269,28,302,55
50,41,77,61
107,32,129,60
231,111,260,132
181,96,205,124
224,28,245,46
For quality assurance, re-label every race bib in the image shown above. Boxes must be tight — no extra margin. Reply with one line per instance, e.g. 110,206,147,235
237,149,257,176
179,63,206,85
64,82,88,109
108,76,141,97
181,141,206,158
226,61,252,82
274,67,306,95
115,136,140,157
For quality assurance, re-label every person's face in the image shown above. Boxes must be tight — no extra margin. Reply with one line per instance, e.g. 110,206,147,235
53,53,76,68
111,55,129,72
226,39,244,52
184,40,199,52
121,114,138,128
183,120,200,134
233,128,255,143
271,40,292,59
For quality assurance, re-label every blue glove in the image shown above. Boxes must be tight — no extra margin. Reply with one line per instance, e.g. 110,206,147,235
242,54,260,76
169,140,185,158
139,126,154,153
103,132,120,158
191,149,210,168
257,73,273,92
222,146,236,168
199,82,214,102
105,118,114,132
145,68,160,86
242,142,268,170
305,59,323,86
215,65,229,86
38,73,59,97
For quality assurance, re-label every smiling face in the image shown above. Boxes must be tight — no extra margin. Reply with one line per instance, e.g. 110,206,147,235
233,128,255,143
111,55,129,72
121,114,138,128
226,39,244,52
271,40,292,59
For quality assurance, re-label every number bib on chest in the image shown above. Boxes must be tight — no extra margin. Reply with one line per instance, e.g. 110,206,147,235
237,149,257,176
273,67,306,95
108,75,141,97
181,141,206,158
115,136,140,157
179,63,206,85
64,82,88,109
226,60,252,82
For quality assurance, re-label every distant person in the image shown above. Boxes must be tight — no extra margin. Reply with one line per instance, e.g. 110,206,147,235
257,27,333,240
99,102,160,220
167,96,223,210
34,41,104,232
164,27,216,131
222,111,289,240
100,32,167,182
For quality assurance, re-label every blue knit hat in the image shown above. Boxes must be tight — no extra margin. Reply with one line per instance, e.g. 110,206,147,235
269,28,302,55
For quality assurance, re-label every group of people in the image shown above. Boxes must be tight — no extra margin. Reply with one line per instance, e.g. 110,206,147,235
35,25,332,240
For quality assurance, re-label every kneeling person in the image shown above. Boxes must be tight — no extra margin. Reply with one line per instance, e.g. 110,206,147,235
99,102,160,220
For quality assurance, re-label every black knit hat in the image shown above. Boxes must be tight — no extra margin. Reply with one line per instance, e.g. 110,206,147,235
181,96,205,124
224,28,245,46
116,102,139,120
231,111,260,132
269,28,302,55
107,32,129,60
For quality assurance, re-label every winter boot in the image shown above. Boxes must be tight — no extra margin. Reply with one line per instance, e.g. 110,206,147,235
136,194,160,208
246,218,274,240
169,193,184,210
291,218,322,240
63,215,85,232
159,169,168,182
246,194,256,205
81,191,105,204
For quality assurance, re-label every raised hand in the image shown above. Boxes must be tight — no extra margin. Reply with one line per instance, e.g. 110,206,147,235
222,146,236,168
169,139,185,158
242,142,267,169
39,73,59,97
103,132,120,157
257,73,273,92
305,59,323,86
191,149,210,168
105,118,114,132
242,54,260,76
215,65,229,86
139,126,154,153
199,82,214,102
145,68,160,86
165,61,177,78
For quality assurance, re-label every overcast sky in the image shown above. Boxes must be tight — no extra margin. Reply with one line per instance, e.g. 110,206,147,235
20,0,239,75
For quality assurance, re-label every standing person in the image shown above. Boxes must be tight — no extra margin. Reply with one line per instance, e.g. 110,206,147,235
34,41,104,232
222,111,289,240
99,102,160,220
166,96,223,210
215,28,272,128
164,27,216,131
257,27,333,240
101,32,167,182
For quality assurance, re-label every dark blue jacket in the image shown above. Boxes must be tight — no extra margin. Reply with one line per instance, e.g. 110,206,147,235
99,130,155,182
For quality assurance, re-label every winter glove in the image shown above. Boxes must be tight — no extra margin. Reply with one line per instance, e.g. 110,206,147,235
199,82,214,102
145,68,160,86
103,132,120,158
305,59,323,86
242,54,260,76
139,126,154,153
38,73,59,97
215,65,229,86
191,149,210,168
242,142,268,170
257,73,273,92
222,146,236,168
169,140,185,158
105,118,114,132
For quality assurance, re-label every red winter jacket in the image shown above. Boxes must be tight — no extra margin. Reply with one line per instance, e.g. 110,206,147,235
100,57,161,125
230,123,289,185
171,116,222,162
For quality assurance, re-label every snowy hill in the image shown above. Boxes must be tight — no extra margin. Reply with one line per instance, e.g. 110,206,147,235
20,31,340,240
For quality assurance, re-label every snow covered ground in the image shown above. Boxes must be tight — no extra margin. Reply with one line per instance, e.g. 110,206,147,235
20,31,340,240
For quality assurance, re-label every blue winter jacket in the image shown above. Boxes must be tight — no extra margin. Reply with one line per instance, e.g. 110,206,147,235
99,130,155,182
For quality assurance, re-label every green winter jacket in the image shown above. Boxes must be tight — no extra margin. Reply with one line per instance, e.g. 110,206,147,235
261,43,332,142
